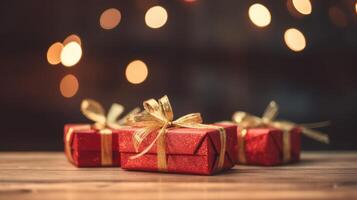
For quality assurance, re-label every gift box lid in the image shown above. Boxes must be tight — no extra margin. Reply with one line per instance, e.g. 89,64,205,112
64,124,120,151
119,124,237,161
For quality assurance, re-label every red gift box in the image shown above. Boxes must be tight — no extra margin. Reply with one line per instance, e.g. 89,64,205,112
64,124,121,167
237,127,301,166
119,124,238,175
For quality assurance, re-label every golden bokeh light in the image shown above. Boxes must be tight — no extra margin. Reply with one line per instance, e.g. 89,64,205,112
292,0,312,15
60,74,79,98
284,28,306,52
60,42,82,67
125,60,148,84
47,42,63,65
248,3,271,28
63,34,81,46
355,2,357,14
100,8,121,30
145,6,168,29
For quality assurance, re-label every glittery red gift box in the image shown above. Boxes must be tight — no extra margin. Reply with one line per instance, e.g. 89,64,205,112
64,124,120,167
238,127,301,166
119,124,238,175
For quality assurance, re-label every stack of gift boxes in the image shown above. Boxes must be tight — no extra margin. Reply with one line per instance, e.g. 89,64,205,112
64,95,329,175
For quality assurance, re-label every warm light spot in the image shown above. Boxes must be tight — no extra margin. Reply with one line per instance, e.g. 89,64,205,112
292,0,312,15
355,2,357,14
60,74,79,98
284,28,306,52
184,0,197,3
60,42,82,67
145,6,168,29
100,8,121,30
63,34,81,46
47,42,63,65
329,6,348,28
125,60,148,84
248,4,271,28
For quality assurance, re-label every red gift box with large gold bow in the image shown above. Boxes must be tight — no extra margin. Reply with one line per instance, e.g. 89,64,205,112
118,95,238,175
119,124,237,175
236,127,302,166
64,124,121,167
64,99,140,167
231,101,329,166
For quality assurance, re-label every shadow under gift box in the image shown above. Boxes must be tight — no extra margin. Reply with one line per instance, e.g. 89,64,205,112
119,124,238,175
64,124,120,167
237,127,301,166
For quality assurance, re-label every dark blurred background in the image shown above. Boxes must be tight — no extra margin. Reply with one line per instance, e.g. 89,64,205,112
0,0,356,151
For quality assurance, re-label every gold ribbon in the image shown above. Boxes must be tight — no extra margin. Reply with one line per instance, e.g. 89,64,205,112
65,99,140,166
232,101,329,164
127,95,227,172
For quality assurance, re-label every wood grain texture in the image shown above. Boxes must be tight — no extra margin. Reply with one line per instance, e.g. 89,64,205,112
0,152,356,200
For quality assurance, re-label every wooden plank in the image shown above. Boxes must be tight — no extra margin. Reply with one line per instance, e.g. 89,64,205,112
0,152,356,200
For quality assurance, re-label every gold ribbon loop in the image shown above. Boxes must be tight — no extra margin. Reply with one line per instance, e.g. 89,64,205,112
107,103,124,124
81,99,107,125
233,101,329,163
81,99,140,129
262,101,279,122
128,95,227,172
65,99,140,166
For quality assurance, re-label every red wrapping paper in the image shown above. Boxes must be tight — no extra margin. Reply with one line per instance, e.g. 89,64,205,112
64,124,121,167
119,124,238,175
238,127,301,166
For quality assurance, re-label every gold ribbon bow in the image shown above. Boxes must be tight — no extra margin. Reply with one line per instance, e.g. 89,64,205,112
233,101,329,164
65,99,140,166
127,95,227,172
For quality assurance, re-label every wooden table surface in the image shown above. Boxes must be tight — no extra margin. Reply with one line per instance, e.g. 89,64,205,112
0,152,356,200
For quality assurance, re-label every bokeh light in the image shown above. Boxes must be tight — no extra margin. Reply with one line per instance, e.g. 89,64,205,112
355,2,357,14
63,34,81,46
284,28,306,52
145,6,168,29
248,3,271,28
60,42,82,67
125,60,148,84
60,74,79,98
100,8,121,30
292,0,312,15
47,42,63,65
